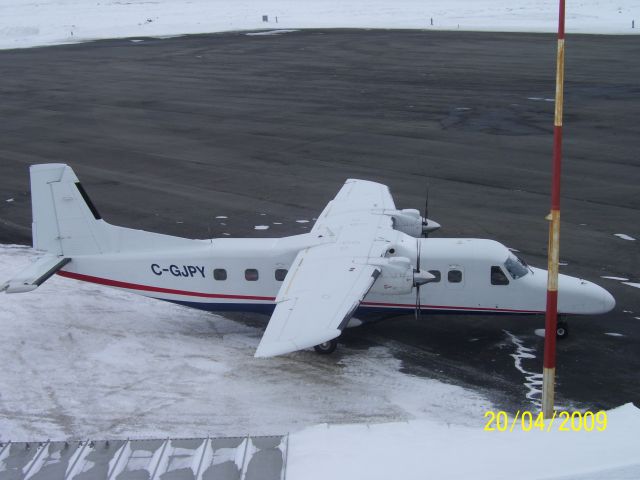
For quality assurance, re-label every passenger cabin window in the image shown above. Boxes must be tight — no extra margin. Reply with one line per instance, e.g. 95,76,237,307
213,269,227,281
448,269,462,283
491,266,509,285
275,269,288,281
428,270,441,282
245,269,259,281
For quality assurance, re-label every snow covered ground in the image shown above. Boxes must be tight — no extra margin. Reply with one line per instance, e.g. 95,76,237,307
288,404,640,480
1,0,638,50
0,244,489,441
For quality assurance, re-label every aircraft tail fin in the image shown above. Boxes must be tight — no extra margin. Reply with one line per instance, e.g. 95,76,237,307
30,163,111,256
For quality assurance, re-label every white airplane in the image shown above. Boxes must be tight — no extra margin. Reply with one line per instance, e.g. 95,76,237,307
2,164,615,357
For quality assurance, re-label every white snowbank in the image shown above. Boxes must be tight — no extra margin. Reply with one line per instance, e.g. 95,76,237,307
0,244,489,440
1,0,638,50
287,403,640,480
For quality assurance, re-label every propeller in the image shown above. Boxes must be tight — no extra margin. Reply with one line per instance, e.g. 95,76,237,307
422,187,430,238
424,187,429,222
414,238,422,320
421,186,441,237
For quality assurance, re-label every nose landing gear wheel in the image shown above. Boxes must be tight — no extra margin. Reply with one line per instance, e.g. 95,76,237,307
556,321,569,340
314,338,338,354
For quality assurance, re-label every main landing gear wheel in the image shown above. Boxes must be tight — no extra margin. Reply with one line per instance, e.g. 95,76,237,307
314,339,338,355
556,320,569,340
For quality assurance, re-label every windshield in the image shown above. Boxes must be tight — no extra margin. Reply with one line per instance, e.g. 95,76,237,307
504,254,529,279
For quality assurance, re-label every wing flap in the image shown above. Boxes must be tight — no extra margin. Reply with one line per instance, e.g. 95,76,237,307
255,252,380,357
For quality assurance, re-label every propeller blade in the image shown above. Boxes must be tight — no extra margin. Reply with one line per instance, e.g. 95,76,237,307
422,186,430,238
424,186,429,220
415,238,422,320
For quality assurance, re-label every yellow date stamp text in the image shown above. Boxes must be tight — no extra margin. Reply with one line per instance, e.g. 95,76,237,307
484,410,607,432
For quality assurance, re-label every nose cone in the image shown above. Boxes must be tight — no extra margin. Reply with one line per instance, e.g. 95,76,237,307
558,274,616,315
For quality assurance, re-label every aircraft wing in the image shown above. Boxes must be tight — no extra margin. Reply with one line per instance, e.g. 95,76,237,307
311,178,396,232
255,179,395,357
254,247,381,357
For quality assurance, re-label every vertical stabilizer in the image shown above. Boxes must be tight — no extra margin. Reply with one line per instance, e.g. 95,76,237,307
30,164,110,255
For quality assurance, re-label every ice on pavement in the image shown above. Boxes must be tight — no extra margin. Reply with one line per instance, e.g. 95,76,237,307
1,0,638,50
614,233,636,241
503,331,542,408
0,244,489,441
287,403,640,480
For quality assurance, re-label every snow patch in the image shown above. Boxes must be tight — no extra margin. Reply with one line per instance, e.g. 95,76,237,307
2,1,639,51
504,331,542,408
534,328,545,338
614,233,636,241
245,29,299,36
601,276,630,281
605,332,624,337
254,225,269,230
287,403,640,480
622,282,640,289
5,198,14,203
296,220,309,224
215,216,227,219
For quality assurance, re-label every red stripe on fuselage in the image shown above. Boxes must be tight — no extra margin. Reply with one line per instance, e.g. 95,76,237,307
57,270,543,314
56,270,276,301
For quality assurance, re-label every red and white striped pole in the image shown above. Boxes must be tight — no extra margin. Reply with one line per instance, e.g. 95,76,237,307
542,0,566,419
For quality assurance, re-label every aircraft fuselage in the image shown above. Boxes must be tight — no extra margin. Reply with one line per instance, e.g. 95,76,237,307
56,235,615,319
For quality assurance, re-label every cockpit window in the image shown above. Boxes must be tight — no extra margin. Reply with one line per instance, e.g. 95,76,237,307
504,254,529,279
491,266,509,285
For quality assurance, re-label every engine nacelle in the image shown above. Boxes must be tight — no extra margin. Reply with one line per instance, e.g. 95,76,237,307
391,209,423,237
369,257,415,295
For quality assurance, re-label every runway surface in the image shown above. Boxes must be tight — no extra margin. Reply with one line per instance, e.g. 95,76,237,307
0,30,638,412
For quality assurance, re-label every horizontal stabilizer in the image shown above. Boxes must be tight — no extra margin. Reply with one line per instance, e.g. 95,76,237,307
2,256,70,293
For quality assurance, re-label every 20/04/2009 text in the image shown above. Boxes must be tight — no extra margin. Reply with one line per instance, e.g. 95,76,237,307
484,410,607,432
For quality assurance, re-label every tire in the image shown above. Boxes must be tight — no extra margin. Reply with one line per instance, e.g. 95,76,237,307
313,338,338,354
556,321,569,340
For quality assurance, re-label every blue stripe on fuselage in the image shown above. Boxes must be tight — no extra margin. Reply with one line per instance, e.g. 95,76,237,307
161,300,540,319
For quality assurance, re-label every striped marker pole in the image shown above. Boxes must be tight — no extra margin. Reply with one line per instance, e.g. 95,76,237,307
542,0,566,419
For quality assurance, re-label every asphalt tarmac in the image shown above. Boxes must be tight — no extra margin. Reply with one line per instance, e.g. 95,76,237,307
0,30,638,412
